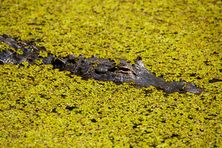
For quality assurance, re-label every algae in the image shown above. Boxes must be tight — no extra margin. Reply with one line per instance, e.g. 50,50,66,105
0,0,222,147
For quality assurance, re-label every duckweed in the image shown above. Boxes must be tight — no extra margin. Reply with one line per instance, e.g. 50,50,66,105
0,0,221,147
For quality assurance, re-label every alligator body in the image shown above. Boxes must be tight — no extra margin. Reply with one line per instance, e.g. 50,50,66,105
0,34,203,94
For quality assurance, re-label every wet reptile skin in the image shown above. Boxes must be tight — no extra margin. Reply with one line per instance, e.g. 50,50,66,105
0,34,203,94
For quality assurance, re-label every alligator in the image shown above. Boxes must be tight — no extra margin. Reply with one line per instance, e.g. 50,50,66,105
0,34,203,94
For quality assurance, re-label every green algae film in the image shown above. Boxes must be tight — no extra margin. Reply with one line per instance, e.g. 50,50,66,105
0,0,222,147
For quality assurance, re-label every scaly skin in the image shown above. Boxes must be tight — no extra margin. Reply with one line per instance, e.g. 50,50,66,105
0,34,203,94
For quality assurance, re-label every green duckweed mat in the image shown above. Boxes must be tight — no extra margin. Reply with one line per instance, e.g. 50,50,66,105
0,0,221,147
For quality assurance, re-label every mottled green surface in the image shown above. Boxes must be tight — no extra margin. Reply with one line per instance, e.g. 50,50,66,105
0,0,221,147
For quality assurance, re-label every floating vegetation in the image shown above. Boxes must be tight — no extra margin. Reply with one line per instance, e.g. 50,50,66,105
0,0,221,147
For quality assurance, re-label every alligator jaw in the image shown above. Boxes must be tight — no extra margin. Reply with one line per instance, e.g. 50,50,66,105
183,82,203,94
158,81,203,94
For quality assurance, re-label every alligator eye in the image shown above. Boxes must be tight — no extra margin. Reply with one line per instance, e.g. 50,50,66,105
119,67,130,71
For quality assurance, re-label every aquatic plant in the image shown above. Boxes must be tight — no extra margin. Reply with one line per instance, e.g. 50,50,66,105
0,0,221,147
